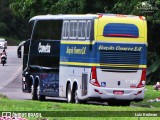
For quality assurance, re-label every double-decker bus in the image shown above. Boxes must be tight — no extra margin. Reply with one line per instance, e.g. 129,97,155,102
17,14,147,106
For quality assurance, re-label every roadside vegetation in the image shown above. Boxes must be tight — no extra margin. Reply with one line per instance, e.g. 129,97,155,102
0,85,159,110
0,94,7,99
0,85,160,120
0,36,20,46
0,0,160,83
0,0,160,120
1,0,159,84
132,86,160,108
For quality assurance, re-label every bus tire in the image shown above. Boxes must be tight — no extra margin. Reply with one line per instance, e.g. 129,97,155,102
73,86,87,104
74,87,80,104
66,83,73,103
31,85,38,100
37,85,45,101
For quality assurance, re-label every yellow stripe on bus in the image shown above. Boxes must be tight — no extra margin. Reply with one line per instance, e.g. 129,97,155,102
96,36,146,43
60,62,146,68
61,39,146,44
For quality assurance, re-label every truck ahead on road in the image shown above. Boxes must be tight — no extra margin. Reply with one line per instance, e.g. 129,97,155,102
0,38,7,49
17,14,147,106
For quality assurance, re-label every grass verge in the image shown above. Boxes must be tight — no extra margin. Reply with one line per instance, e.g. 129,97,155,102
0,85,160,120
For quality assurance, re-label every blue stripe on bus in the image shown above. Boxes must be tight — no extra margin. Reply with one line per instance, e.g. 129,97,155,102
60,42,147,65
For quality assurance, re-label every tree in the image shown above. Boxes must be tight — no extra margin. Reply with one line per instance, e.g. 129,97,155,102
9,0,107,19
9,0,160,84
0,0,9,8
51,0,85,14
10,0,59,20
0,22,9,36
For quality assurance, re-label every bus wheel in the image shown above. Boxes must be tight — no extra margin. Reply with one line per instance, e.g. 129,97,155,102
37,85,45,101
74,87,80,104
74,86,87,104
31,85,38,100
67,83,73,103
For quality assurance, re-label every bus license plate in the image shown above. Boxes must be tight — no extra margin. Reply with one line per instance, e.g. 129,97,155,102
113,90,124,95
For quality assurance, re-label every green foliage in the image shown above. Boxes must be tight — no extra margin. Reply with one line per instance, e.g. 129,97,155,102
0,22,9,36
0,36,20,45
0,0,9,8
85,0,107,13
105,0,160,23
51,0,85,14
0,0,23,39
0,85,160,120
7,0,160,84
105,0,160,84
132,85,160,108
9,0,108,19
9,0,60,19
9,0,36,19
0,93,8,99
104,0,139,14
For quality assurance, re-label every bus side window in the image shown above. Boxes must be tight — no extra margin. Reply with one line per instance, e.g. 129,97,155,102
86,20,91,40
62,20,92,40
62,21,69,40
78,20,86,40
69,21,78,40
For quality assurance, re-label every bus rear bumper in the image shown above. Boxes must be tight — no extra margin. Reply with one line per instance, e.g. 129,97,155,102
86,85,145,101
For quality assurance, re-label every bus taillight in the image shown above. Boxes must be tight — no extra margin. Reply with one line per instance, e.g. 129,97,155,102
90,66,100,87
137,68,146,88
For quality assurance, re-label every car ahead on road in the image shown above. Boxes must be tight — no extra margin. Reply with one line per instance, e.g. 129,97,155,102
0,38,7,49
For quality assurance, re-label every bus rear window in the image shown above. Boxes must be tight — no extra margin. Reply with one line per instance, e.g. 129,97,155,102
103,23,139,38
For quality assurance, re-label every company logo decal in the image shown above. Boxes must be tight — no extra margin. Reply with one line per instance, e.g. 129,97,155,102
66,46,86,55
38,42,51,53
136,1,159,14
98,45,142,51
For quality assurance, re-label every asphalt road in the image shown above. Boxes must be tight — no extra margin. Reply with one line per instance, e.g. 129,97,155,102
0,46,31,100
0,46,66,101
0,47,106,105
0,46,21,88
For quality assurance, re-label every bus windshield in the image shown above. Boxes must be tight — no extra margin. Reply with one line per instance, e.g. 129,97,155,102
32,20,63,41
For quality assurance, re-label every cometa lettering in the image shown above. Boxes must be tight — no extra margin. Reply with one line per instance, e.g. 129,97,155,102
38,42,51,53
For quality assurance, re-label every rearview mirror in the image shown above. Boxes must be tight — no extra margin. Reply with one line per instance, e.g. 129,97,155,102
17,41,26,58
17,46,21,58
